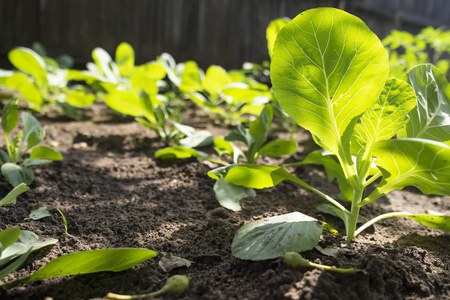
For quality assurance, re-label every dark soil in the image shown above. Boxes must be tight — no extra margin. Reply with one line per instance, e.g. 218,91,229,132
0,103,449,300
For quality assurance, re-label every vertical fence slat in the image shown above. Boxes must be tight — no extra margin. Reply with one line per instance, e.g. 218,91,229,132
1,0,449,70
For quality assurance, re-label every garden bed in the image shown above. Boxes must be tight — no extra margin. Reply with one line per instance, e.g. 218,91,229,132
0,103,449,300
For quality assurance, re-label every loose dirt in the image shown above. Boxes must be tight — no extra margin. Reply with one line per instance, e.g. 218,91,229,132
0,103,449,300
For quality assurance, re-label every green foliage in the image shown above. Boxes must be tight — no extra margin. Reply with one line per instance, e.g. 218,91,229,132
383,27,450,80
1,46,93,119
210,8,450,262
1,99,63,187
1,247,157,288
159,53,273,125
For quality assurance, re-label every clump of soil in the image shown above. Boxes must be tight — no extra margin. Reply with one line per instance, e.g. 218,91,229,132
0,104,449,300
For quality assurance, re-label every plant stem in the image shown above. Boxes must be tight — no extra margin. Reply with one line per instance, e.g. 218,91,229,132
4,132,13,163
346,186,364,242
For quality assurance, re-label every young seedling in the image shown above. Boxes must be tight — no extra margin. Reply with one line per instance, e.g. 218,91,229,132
0,46,94,119
155,105,297,211
1,99,63,187
210,8,450,261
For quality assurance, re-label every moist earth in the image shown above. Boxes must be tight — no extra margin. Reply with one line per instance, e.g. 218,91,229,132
0,103,449,300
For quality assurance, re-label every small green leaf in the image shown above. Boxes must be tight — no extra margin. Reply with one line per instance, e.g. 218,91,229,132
0,228,21,251
259,140,297,157
202,65,232,98
29,146,62,161
2,99,19,135
21,112,41,144
232,212,323,260
351,78,416,154
27,207,52,220
15,248,157,284
8,47,48,88
115,42,135,78
179,61,203,93
399,64,450,141
66,90,96,108
154,147,200,160
1,163,34,187
0,183,29,206
213,180,256,212
366,138,450,204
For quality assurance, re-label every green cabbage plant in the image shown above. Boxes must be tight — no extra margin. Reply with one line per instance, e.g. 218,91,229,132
209,7,450,261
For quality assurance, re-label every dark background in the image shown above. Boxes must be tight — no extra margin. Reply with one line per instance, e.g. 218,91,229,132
1,0,449,70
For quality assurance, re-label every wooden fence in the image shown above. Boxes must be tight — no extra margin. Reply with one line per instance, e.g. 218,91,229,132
1,0,448,70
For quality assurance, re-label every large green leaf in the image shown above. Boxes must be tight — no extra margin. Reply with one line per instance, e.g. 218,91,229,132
2,248,156,287
398,64,450,141
271,8,389,155
366,138,450,204
8,47,48,88
266,17,290,58
115,42,135,78
27,146,63,162
232,212,323,260
351,78,416,154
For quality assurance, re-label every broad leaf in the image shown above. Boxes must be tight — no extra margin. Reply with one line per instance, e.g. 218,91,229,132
66,90,96,108
352,78,416,154
232,212,323,260
259,140,297,157
1,163,34,187
202,65,232,99
8,47,48,88
271,8,389,155
29,146,63,161
105,90,145,117
399,64,450,141
367,138,450,204
154,147,227,166
1,230,58,262
4,73,43,106
213,180,256,212
115,42,135,78
3,248,156,286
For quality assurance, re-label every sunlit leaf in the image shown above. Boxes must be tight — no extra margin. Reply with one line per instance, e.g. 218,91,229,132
351,78,416,154
366,138,450,204
115,42,135,78
398,64,450,141
266,17,290,57
271,8,389,155
66,90,96,108
8,47,47,88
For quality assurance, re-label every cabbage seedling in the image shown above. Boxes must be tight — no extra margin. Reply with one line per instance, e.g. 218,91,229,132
1,99,63,187
0,46,94,119
210,8,450,260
